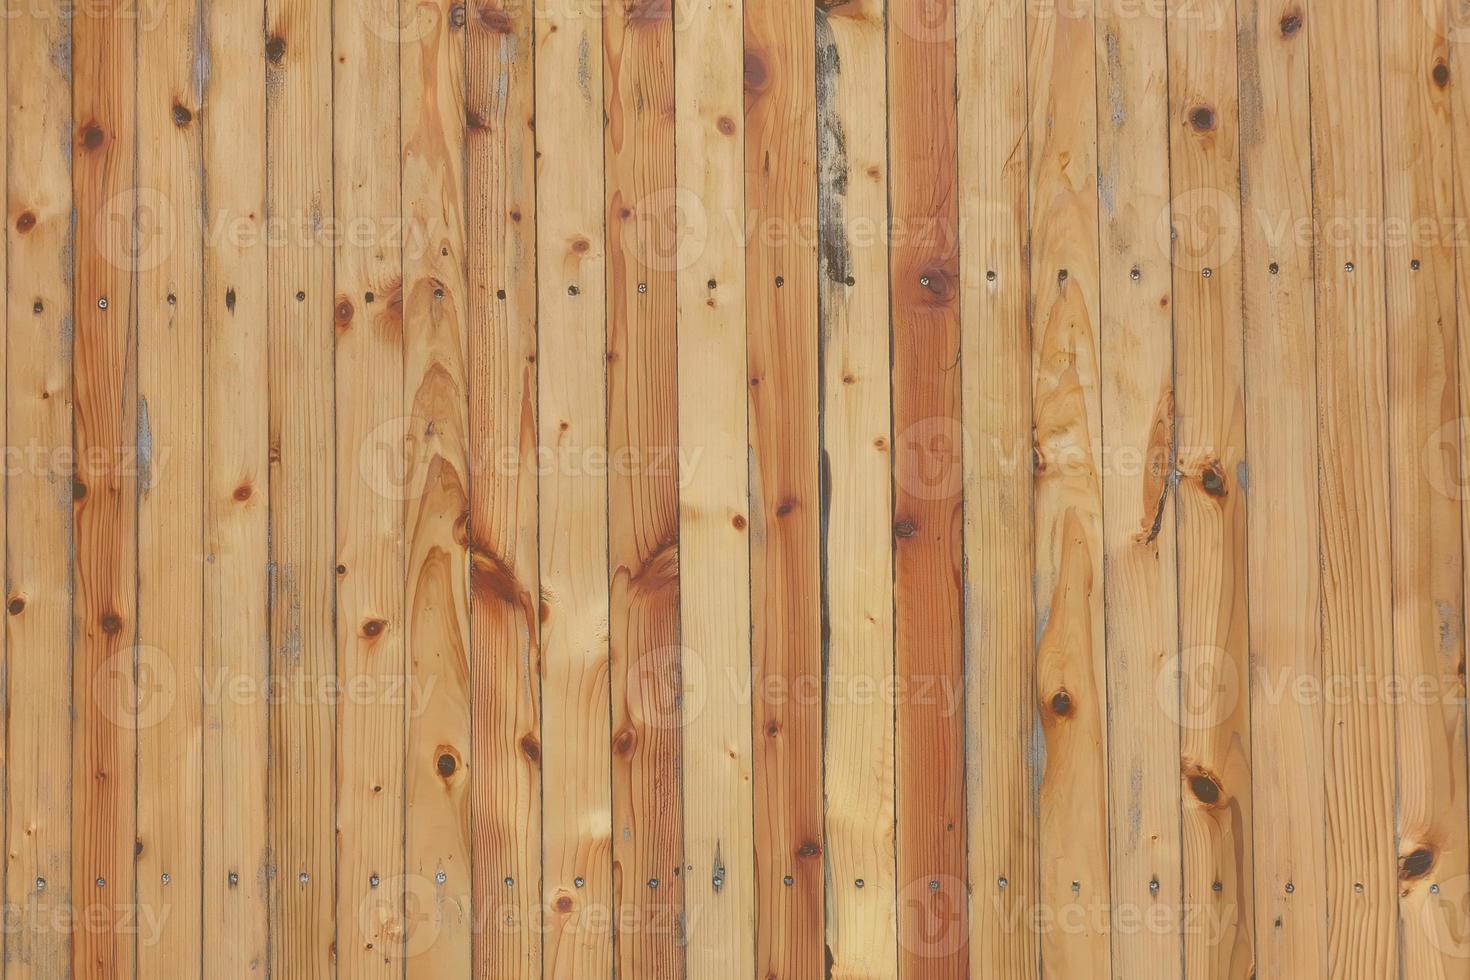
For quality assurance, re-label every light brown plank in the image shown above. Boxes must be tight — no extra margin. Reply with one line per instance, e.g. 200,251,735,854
334,0,405,971
888,2,967,974
1237,0,1326,973
1309,0,1398,970
744,0,824,975
1095,2,1182,976
1165,2,1255,976
603,1,685,976
958,0,1039,973
1027,0,1112,972
466,1,542,977
817,1,898,976
7,4,76,975
673,0,757,972
1383,0,1468,972
202,0,272,968
136,0,206,971
71,1,138,975
535,1,613,975
264,0,337,972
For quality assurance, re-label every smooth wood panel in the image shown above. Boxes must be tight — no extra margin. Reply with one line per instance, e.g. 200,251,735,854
264,0,337,972
8,4,75,976
202,0,272,969
71,2,138,975
817,2,898,976
603,1,685,976
1094,4,1180,976
466,1,542,976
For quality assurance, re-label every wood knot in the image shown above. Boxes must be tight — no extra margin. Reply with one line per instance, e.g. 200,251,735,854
15,211,36,233
1185,765,1224,807
612,727,636,756
7,596,25,616
1433,61,1451,88
100,612,124,635
894,520,917,538
1049,689,1072,716
476,4,513,32
744,51,768,94
360,618,387,639
1188,104,1216,132
449,3,466,27
1400,847,1435,880
436,751,458,777
731,514,747,530
554,895,574,913
776,498,798,517
1279,9,1302,35
265,36,286,64
717,115,736,136
797,841,821,859
172,102,193,127
80,123,105,150
1200,460,1228,497
520,733,541,764
232,484,253,502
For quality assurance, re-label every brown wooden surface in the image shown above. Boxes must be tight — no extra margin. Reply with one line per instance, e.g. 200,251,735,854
3,3,1468,977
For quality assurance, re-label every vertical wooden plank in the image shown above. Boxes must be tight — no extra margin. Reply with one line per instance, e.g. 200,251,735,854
1237,0,1325,973
136,0,206,971
957,0,1038,973
264,0,337,971
1308,0,1397,971
1305,0,1393,975
335,0,404,971
202,0,272,968
71,0,138,975
1383,0,1468,971
1166,2,1255,976
673,0,757,971
603,1,684,976
401,0,473,973
817,1,898,976
466,1,542,976
744,1,824,975
535,1,612,975
1027,0,1111,972
6,2,75,975
888,3,966,974
1094,2,1181,976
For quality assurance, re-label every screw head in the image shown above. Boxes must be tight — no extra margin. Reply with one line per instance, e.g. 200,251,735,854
1344,262,1355,272
35,877,45,891
1130,267,1141,281
161,872,171,885
855,878,865,888
574,876,585,888
370,873,380,888
783,875,794,886
299,872,309,885
98,297,109,310
997,876,1008,889
228,871,240,886
1202,267,1213,278
435,870,447,885
504,876,514,887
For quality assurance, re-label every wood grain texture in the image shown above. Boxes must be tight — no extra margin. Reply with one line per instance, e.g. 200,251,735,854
1309,0,1399,971
958,0,1039,973
603,1,685,976
817,2,898,976
400,0,473,974
1165,2,1255,976
1237,0,1326,973
673,0,757,974
1384,0,1468,974
466,1,542,976
535,1,613,975
71,1,138,975
1095,1,1181,976
334,0,404,971
136,0,206,971
888,3,967,974
202,0,272,969
264,0,337,972
8,4,76,976
744,1,824,976
1027,0,1112,974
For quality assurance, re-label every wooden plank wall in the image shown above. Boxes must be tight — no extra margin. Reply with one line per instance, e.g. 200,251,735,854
5,0,1470,977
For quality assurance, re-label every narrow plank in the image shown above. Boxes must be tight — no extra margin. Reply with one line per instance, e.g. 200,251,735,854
603,0,684,975
334,0,404,970
957,0,1038,972
1382,0,1468,971
466,1,542,976
71,0,138,975
673,0,757,971
1165,2,1255,976
263,0,337,971
1026,0,1112,971
6,3,75,975
744,0,824,974
1094,1,1181,975
401,0,473,972
535,1,613,974
1236,0,1325,973
887,2,966,973
816,1,898,976
1308,0,1398,970
201,0,272,968
135,0,206,970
